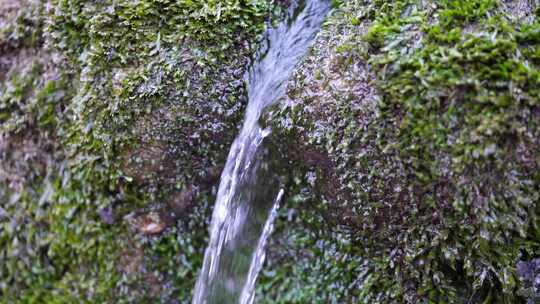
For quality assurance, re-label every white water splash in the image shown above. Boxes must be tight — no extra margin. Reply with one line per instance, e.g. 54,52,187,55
239,189,284,304
193,1,330,303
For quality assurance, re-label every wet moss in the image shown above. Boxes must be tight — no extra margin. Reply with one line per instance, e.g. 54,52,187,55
3,0,539,302
264,0,540,302
1,0,274,302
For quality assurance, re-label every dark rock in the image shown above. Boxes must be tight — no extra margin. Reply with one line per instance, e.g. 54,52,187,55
99,206,115,225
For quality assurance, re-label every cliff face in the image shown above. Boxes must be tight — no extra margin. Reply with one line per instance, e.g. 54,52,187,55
1,0,539,303
262,0,540,302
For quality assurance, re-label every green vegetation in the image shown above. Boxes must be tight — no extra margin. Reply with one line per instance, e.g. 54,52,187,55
263,0,540,302
1,0,272,302
2,0,539,303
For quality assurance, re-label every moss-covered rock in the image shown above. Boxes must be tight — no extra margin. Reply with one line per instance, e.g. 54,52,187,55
263,0,540,302
3,0,539,302
0,0,275,302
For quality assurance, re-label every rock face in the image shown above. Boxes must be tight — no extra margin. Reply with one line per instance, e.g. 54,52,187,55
1,0,539,303
260,0,540,303
0,0,272,302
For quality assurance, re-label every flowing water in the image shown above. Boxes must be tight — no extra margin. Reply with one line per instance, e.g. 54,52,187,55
192,1,330,303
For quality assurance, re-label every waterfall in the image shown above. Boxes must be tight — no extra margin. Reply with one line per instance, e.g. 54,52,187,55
192,1,330,303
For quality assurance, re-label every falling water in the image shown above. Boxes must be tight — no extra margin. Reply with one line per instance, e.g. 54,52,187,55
192,1,330,303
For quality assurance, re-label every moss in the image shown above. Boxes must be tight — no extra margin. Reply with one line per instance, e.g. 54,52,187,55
1,0,274,302
3,0,538,302
266,0,540,302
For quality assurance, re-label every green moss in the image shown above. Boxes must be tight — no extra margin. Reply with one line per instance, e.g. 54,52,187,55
364,2,539,301
3,0,538,301
1,0,273,301
266,0,540,302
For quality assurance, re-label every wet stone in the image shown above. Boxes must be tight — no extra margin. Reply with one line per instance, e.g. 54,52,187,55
517,259,540,301
98,206,115,225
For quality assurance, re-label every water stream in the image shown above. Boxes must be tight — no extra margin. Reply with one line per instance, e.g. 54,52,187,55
192,1,330,303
